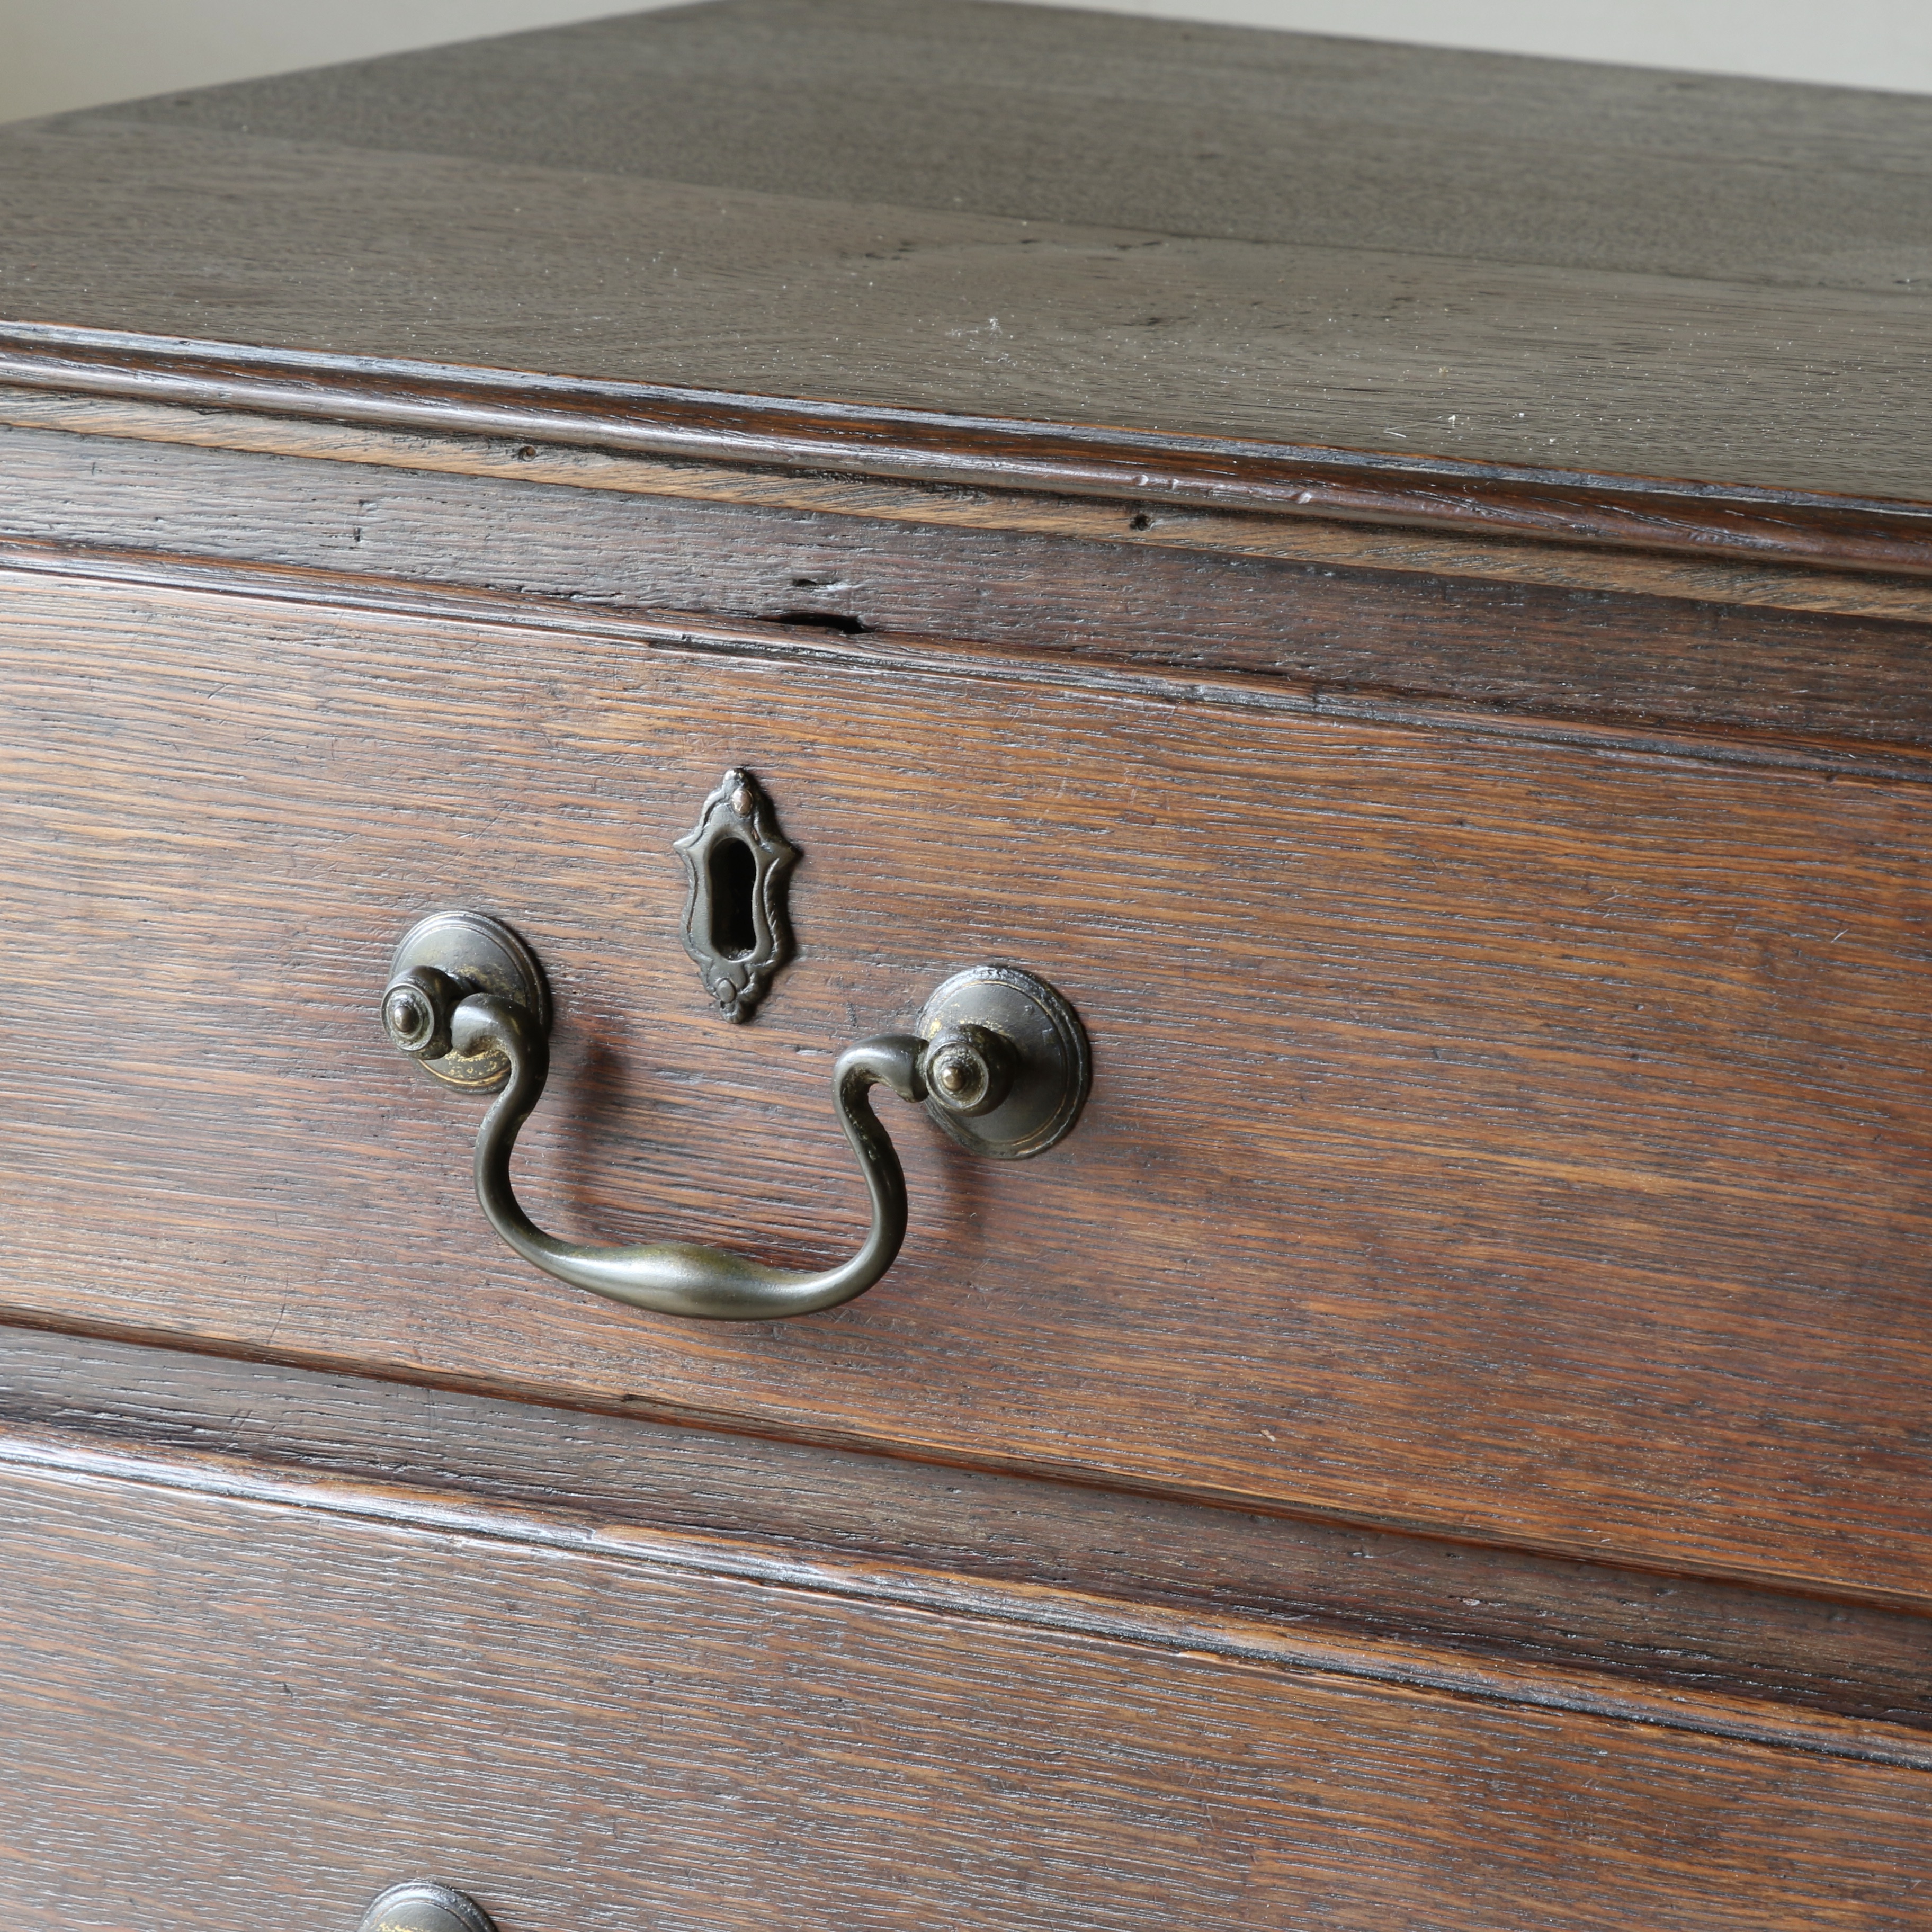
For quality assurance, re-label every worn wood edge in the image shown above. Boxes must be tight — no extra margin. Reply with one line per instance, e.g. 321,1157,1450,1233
10,533,1932,786
9,387,1932,625
2,1419,1925,1773
3,323,1931,577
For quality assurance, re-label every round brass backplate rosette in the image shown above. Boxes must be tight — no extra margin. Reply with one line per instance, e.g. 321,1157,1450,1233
356,1881,500,1932
383,909,551,1093
917,964,1090,1160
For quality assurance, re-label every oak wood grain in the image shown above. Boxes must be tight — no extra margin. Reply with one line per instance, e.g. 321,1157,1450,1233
7,558,1932,1601
14,12,1932,1907
20,532,1932,789
87,0,1932,296
5,1325,1930,1765
4,1453,1930,1930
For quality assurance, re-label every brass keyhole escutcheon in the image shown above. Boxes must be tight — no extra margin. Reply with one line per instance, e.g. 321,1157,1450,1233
673,768,798,1021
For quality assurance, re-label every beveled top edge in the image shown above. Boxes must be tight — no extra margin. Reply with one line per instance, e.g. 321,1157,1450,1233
3,319,1930,575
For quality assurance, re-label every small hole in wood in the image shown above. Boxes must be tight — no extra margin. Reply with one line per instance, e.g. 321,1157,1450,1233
707,836,759,960
775,609,869,634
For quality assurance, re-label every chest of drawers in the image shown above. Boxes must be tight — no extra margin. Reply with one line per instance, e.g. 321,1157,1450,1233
5,3,1932,1925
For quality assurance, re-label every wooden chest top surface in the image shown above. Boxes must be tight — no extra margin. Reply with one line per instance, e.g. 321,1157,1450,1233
2,0,1929,515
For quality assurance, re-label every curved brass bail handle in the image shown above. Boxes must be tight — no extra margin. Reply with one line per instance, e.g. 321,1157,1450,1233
380,910,1091,1323
453,991,927,1321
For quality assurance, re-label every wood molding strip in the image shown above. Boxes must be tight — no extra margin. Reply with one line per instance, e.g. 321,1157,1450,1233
4,1328,1930,1770
3,322,1931,578
9,533,1932,786
9,386,1932,626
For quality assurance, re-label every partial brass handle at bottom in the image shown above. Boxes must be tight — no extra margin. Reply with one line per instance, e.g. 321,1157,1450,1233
357,1882,498,1932
380,912,1089,1321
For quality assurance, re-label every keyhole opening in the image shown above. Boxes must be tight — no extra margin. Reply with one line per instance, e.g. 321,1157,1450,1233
708,836,759,959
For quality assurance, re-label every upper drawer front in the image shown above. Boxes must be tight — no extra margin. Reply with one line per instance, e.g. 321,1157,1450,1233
8,566,1931,1596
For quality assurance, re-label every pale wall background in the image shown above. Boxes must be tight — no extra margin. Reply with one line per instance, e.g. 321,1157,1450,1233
2,0,1929,128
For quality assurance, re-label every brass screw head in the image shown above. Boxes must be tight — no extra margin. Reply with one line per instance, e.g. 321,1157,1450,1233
384,986,433,1050
931,1044,989,1108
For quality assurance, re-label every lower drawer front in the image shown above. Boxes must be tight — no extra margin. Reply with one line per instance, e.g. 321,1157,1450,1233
9,565,1932,1596
3,1459,1925,1932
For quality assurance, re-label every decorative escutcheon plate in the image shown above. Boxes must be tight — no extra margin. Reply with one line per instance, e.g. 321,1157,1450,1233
673,767,798,1021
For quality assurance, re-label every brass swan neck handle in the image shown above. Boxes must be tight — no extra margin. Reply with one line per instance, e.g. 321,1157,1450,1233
456,990,926,1319
380,911,1089,1322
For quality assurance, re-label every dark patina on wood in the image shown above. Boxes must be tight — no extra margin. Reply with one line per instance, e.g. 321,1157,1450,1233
3,325,1931,574
12,437,1932,765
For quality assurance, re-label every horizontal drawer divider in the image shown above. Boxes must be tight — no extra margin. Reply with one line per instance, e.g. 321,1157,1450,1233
4,1324,1928,1771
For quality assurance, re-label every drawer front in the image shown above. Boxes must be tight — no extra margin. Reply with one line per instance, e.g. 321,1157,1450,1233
4,1455,1928,1931
8,563,1932,1596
